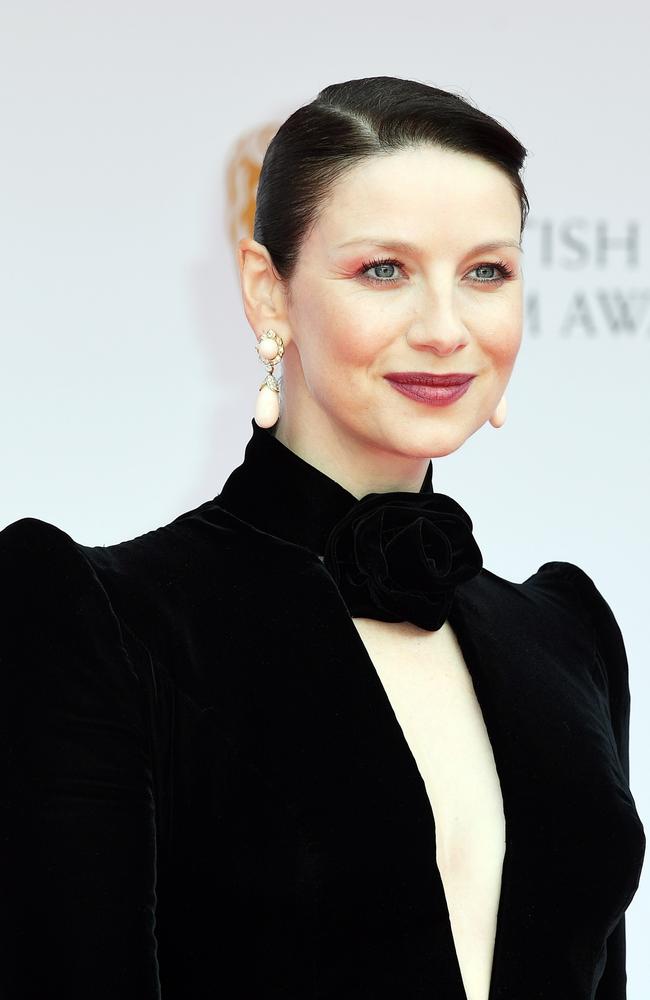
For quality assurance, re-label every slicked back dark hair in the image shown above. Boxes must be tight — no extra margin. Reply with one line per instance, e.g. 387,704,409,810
253,76,529,297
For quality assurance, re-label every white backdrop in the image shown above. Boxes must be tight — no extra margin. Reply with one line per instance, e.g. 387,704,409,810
1,1,648,992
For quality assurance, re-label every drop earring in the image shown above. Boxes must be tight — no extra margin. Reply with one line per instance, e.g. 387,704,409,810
254,329,285,428
489,395,507,428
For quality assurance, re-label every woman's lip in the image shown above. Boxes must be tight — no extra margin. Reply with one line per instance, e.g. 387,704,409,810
384,372,475,387
385,378,473,407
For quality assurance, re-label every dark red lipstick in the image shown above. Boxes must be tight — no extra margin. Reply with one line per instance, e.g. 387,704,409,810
384,372,475,386
384,372,475,406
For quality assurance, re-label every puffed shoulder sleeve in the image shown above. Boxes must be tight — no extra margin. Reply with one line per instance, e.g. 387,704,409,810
536,560,632,777
536,560,646,999
0,518,160,999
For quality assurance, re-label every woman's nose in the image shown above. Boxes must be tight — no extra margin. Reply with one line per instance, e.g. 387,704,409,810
406,297,470,356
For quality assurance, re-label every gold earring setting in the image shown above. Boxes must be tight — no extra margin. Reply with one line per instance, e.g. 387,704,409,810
254,329,284,428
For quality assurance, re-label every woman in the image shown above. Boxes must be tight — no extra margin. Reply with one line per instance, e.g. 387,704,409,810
0,76,645,999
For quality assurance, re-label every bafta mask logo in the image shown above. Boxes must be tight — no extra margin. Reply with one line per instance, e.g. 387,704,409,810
225,122,279,251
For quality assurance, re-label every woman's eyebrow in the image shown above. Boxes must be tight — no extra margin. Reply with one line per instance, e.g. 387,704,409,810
336,237,523,254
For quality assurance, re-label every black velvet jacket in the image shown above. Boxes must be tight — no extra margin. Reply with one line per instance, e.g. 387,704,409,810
0,419,646,999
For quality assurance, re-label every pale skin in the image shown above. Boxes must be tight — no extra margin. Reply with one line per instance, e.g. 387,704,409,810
238,144,524,1000
238,143,523,498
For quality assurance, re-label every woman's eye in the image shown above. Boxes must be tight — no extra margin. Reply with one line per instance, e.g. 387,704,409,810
469,261,514,284
359,258,404,285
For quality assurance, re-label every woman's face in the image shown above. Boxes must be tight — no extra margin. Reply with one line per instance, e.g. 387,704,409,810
245,144,524,491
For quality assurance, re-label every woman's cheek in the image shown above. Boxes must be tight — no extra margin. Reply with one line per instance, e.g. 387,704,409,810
493,325,522,364
329,320,381,366
482,301,523,368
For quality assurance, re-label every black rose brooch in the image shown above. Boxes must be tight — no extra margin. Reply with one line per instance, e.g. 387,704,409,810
322,492,483,631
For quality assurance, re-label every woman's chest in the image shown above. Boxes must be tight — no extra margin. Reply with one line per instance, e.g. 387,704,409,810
351,617,506,1000
151,555,646,996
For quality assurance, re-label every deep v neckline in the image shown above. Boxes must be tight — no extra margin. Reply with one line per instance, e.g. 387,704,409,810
340,583,511,1000
212,421,508,995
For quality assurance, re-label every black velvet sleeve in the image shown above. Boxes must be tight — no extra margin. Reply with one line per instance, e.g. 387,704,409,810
0,518,160,999
548,561,643,999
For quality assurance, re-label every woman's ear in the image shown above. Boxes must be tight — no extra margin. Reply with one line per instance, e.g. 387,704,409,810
237,238,290,345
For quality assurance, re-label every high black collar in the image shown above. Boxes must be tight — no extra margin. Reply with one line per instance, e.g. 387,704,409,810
215,419,434,557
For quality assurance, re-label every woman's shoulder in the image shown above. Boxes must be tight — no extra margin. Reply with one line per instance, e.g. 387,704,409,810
0,513,158,614
0,497,255,586
0,514,100,597
0,507,229,700
473,558,630,698
520,559,625,653
0,499,282,665
0,515,144,693
519,559,633,763
0,511,188,641
465,557,614,632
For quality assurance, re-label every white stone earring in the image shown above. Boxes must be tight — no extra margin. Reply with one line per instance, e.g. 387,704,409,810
489,395,507,428
254,329,285,428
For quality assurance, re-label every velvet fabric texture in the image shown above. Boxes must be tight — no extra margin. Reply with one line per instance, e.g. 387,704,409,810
0,417,646,999
322,489,483,631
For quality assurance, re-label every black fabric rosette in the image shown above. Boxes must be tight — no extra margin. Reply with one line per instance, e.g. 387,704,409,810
322,491,483,631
